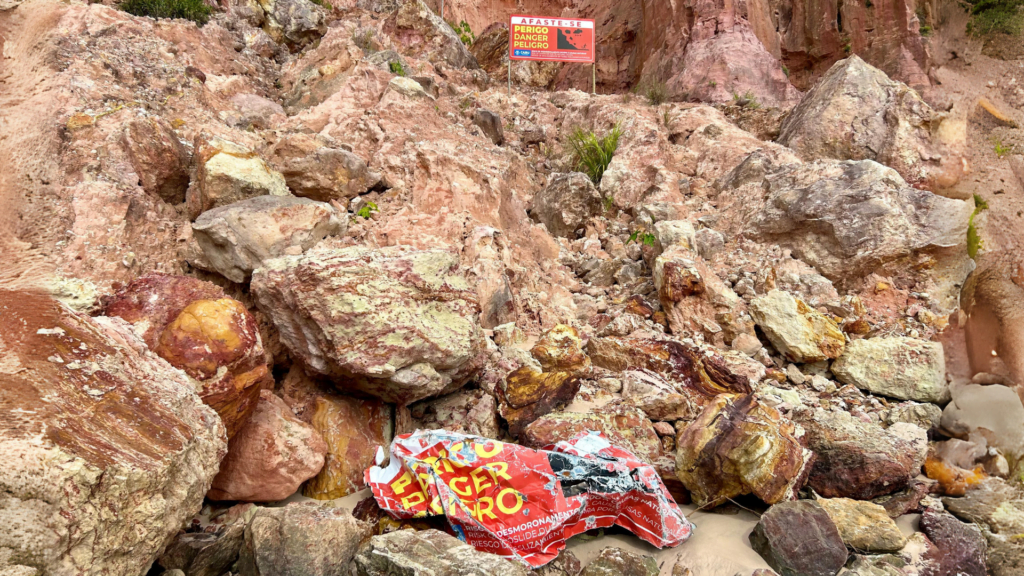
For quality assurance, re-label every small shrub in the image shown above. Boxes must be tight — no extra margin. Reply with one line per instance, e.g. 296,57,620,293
642,80,667,106
120,0,212,25
566,123,622,184
603,194,615,212
356,201,379,219
310,0,333,9
622,93,632,104
448,20,475,45
662,108,672,127
627,229,657,247
389,61,406,76
967,193,989,258
967,0,1024,36
994,138,1014,158
782,65,790,77
353,28,376,52
708,80,717,87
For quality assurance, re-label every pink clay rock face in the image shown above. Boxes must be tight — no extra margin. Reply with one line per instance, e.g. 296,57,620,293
103,274,271,438
676,394,814,508
121,116,191,204
252,244,486,405
383,0,479,70
208,390,327,502
0,291,226,576
279,367,394,499
778,56,967,190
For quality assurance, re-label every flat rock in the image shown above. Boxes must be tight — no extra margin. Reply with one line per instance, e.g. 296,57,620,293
749,500,848,576
580,547,658,576
676,394,813,507
388,76,434,99
521,405,662,464
354,529,528,576
473,109,505,145
252,244,486,405
0,291,226,576
237,502,371,576
794,408,926,500
532,172,603,238
749,289,845,363
192,195,345,283
816,498,906,552
208,390,327,502
831,337,949,403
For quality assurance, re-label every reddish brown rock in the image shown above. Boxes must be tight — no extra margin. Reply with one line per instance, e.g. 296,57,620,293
0,291,226,576
920,508,989,576
208,390,327,502
749,500,848,576
793,408,927,500
279,368,394,500
589,336,751,422
121,116,190,204
498,325,591,437
676,394,813,507
521,405,663,464
102,274,270,437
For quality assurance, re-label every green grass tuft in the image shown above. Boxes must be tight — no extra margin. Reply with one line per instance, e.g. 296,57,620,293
566,124,622,184
967,193,989,258
389,61,406,76
967,0,1024,36
120,0,212,25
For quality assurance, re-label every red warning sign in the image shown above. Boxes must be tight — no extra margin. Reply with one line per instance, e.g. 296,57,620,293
509,15,595,64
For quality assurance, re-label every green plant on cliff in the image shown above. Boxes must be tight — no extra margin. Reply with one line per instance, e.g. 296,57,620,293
448,20,475,45
641,80,667,105
121,0,212,25
389,61,406,76
566,123,622,184
967,0,1024,36
356,201,379,219
967,193,989,258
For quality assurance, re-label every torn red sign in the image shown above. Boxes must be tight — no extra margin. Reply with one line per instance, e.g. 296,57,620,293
365,429,693,567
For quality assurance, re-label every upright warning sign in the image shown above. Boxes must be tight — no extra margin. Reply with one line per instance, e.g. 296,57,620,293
508,15,595,64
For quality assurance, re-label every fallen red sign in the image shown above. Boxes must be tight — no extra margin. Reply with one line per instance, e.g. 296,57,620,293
509,15,595,64
365,429,693,567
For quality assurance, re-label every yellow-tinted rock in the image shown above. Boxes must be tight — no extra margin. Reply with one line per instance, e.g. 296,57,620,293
817,497,907,552
304,395,393,500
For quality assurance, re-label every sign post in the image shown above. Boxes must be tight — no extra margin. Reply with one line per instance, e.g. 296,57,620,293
508,15,596,97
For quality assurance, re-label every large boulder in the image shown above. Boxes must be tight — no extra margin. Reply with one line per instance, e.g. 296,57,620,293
237,502,372,576
158,508,251,576
497,325,591,437
521,405,663,464
253,245,486,405
192,195,345,283
257,0,327,52
831,337,949,403
749,159,974,287
102,274,271,438
749,500,848,576
278,367,394,499
121,116,190,204
354,529,528,576
531,172,603,238
676,395,813,507
793,408,927,500
943,479,1024,576
267,133,382,203
186,135,290,221
749,289,845,363
778,56,965,189
208,390,327,502
383,0,479,69
0,291,226,576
